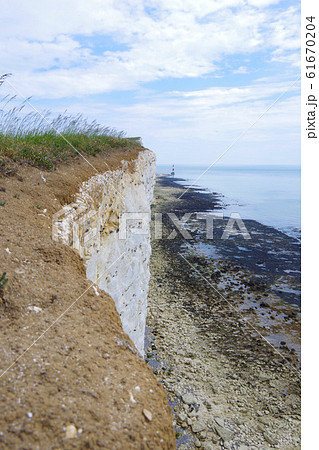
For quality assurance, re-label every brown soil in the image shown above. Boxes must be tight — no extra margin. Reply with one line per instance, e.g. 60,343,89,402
0,150,175,449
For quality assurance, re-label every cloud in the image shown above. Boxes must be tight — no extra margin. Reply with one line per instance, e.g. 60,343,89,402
0,0,300,98
247,0,280,7
53,77,299,165
233,66,249,74
0,1,300,165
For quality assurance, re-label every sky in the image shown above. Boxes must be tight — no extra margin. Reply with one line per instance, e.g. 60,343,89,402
0,0,300,165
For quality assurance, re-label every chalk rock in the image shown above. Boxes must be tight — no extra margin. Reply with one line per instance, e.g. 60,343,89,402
214,424,234,442
143,409,152,421
264,431,279,445
192,421,206,433
182,393,196,405
65,424,77,439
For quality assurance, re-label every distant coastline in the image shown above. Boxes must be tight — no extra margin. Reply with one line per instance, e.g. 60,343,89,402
157,164,301,240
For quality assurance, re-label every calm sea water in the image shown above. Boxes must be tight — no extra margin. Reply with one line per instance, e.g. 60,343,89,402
157,164,301,239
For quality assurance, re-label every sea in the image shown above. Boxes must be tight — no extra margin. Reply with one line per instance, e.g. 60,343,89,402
157,164,301,240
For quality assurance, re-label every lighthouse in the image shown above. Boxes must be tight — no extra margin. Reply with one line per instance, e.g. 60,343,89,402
171,165,175,176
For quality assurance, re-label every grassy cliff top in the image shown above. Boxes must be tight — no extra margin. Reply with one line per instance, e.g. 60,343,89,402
0,76,142,173
0,131,142,173
0,114,142,173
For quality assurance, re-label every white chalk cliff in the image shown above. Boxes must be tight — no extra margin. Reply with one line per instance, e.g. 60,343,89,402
52,150,156,355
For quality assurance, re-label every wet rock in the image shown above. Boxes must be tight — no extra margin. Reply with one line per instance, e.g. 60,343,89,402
248,276,267,290
260,302,270,308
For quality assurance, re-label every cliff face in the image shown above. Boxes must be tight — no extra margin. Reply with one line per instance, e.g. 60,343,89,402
53,150,156,355
0,149,175,449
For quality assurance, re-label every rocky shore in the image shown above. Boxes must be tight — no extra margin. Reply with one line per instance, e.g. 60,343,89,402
145,176,301,449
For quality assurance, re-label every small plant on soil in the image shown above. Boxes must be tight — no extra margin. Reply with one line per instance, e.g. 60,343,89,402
0,272,8,301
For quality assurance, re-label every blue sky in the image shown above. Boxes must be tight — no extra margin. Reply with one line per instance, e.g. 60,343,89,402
1,0,300,165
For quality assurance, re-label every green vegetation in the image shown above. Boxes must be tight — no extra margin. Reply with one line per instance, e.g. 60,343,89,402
0,272,8,305
0,74,142,171
0,272,8,292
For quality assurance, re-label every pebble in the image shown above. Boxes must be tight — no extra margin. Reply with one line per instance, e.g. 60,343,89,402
178,413,187,422
257,423,266,433
211,433,219,443
203,443,214,450
206,417,214,426
264,431,279,445
27,306,42,313
182,393,196,405
143,409,152,422
65,424,77,439
233,417,244,425
210,383,220,394
215,417,224,427
259,416,271,426
214,424,234,442
174,388,181,397
192,421,206,433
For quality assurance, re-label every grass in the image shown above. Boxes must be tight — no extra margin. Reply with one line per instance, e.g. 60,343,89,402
0,272,8,305
0,74,142,171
